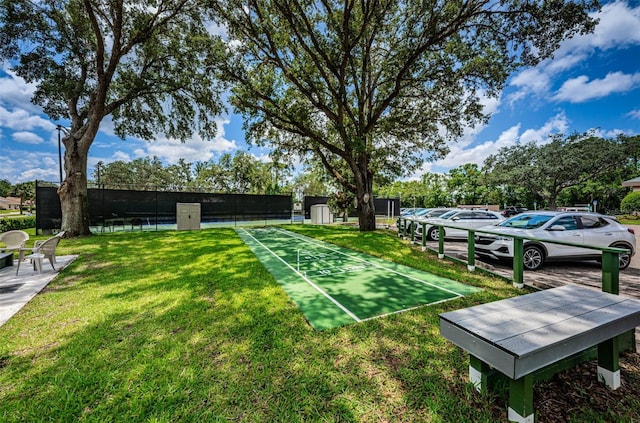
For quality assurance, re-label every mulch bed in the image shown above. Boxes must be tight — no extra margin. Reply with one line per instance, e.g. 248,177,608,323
534,352,640,422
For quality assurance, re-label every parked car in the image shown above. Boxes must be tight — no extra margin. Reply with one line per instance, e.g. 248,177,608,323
475,211,636,270
396,208,428,230
502,206,528,217
402,208,457,234
416,209,505,240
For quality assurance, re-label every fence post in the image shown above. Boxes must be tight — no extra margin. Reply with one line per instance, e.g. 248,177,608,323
438,226,445,259
410,219,415,243
513,237,524,288
467,230,475,271
601,251,619,295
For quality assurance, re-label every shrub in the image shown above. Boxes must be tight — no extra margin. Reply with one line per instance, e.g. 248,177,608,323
620,191,640,214
0,216,36,232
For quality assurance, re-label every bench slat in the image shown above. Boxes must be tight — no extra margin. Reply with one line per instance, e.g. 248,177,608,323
464,295,633,342
501,301,640,356
441,285,595,324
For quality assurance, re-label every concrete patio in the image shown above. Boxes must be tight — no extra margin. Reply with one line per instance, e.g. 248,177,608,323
0,254,78,327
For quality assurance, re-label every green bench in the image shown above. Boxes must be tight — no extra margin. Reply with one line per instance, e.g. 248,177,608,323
440,285,640,422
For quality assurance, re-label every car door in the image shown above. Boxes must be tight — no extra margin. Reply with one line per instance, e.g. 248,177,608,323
447,211,475,238
579,215,617,257
449,211,500,238
542,214,587,257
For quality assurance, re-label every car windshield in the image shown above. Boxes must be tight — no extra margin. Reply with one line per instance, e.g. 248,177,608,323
438,211,458,219
428,209,450,217
499,213,554,229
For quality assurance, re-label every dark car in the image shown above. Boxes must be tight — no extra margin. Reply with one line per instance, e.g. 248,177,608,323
502,206,528,217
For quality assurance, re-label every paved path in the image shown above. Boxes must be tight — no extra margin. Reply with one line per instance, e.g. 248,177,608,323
0,255,77,327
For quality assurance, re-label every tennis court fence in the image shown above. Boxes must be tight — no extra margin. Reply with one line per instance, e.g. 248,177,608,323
36,182,294,233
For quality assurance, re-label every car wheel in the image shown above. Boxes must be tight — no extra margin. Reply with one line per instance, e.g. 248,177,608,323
427,226,441,241
523,245,544,271
611,243,632,270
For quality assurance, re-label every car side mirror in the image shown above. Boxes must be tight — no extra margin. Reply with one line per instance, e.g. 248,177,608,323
549,225,565,231
452,216,460,221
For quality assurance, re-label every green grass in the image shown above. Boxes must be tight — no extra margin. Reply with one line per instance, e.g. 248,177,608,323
0,226,638,422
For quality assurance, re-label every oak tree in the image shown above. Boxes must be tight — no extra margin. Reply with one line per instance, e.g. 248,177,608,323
0,0,225,236
211,0,599,230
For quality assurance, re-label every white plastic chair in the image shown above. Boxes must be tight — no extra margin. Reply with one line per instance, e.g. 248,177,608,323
0,230,29,253
16,234,63,275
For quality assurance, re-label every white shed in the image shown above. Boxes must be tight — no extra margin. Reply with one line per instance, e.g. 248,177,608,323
176,203,201,230
310,204,333,225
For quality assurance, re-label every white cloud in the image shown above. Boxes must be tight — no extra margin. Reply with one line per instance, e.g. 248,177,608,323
0,66,39,112
0,149,60,183
627,109,640,120
440,89,502,150
589,127,634,138
138,117,238,164
519,113,569,144
506,68,552,107
249,152,273,164
112,151,132,162
510,68,551,95
0,106,56,132
552,72,640,103
20,167,58,182
422,112,569,176
434,124,520,170
587,0,640,50
553,1,640,57
507,1,640,105
12,131,44,145
545,52,588,74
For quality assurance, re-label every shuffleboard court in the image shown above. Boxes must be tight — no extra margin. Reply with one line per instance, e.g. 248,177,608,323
237,227,481,330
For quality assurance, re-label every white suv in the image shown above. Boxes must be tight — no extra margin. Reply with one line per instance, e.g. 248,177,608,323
475,211,636,270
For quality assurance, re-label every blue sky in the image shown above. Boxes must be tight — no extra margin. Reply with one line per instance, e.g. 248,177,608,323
1,0,639,185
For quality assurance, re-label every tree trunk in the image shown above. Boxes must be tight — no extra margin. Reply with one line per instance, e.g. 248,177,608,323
58,135,91,236
356,172,376,231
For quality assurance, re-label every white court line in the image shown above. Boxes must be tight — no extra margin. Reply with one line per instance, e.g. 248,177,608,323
359,297,463,323
273,228,466,298
297,250,349,274
238,228,361,322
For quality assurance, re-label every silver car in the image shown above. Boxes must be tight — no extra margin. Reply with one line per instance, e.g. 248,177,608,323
403,208,455,232
416,209,504,240
475,211,636,270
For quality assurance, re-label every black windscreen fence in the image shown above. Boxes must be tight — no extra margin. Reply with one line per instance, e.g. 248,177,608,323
36,181,293,232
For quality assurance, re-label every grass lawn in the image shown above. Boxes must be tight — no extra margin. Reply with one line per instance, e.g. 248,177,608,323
0,225,638,422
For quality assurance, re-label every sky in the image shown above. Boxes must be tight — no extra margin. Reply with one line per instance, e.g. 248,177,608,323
0,0,639,186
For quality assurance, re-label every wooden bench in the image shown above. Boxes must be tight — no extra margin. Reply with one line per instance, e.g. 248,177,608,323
439,285,640,422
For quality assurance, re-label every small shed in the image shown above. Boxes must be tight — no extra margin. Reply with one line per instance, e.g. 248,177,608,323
176,203,201,230
310,204,333,225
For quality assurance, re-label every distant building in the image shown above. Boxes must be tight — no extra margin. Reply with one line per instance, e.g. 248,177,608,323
622,177,640,192
0,196,22,210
